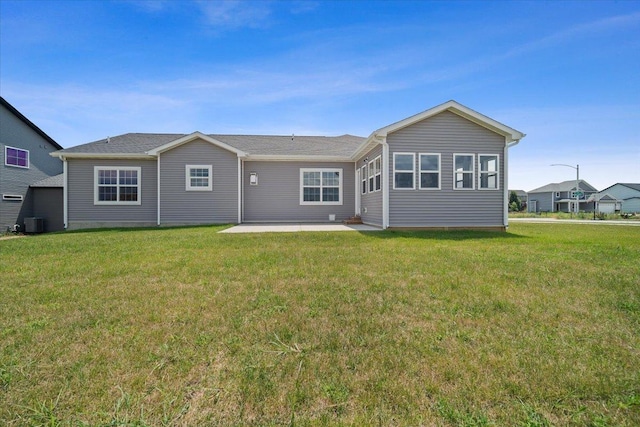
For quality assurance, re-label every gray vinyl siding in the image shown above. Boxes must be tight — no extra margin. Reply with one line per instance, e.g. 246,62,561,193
0,103,62,230
387,110,506,227
356,145,383,226
243,161,355,222
67,158,157,225
527,193,553,212
32,187,64,232
602,185,640,213
160,139,238,224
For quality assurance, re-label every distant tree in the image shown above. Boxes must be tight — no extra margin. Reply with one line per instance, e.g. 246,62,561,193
509,191,522,212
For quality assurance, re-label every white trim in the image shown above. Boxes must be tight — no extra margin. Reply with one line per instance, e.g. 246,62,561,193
361,164,367,195
299,168,343,206
242,154,351,162
503,142,508,226
157,154,161,225
453,153,475,190
146,132,247,157
93,166,142,205
478,154,500,190
418,153,441,190
373,155,382,192
382,141,390,229
185,164,213,191
368,159,375,193
63,158,68,228
355,165,361,215
4,145,29,169
51,152,155,160
393,152,415,190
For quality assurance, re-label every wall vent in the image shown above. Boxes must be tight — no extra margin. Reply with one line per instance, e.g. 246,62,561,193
2,194,24,201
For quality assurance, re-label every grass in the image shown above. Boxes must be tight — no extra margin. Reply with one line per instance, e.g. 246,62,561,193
1,223,639,426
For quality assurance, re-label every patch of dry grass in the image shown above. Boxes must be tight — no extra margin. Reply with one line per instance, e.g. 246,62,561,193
1,224,639,425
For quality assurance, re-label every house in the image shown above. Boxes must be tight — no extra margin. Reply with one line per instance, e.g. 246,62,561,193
527,180,597,213
596,183,640,213
1,97,64,232
587,192,622,214
51,100,525,230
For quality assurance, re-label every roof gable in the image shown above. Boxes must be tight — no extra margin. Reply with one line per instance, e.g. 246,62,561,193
600,182,640,193
146,132,247,157
371,100,525,143
529,179,598,193
1,96,63,150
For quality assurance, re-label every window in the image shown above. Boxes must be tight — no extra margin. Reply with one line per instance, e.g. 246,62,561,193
453,154,474,189
479,155,499,190
419,153,440,189
300,168,343,205
374,156,381,191
5,146,29,168
361,165,367,195
393,153,415,189
368,161,375,192
186,165,212,191
94,167,141,205
555,192,561,198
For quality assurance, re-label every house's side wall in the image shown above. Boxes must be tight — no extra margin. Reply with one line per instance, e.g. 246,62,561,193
355,145,383,226
159,139,239,224
0,103,62,231
386,110,506,228
243,161,355,222
528,192,552,212
32,187,64,232
67,158,157,229
603,185,640,213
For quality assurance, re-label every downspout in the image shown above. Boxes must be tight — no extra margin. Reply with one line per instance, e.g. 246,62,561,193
237,157,242,224
62,155,68,229
505,138,521,228
157,153,161,226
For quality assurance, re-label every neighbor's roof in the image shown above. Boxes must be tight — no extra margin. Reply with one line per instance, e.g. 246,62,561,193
528,179,598,193
599,183,640,193
53,133,366,159
30,173,64,188
1,97,63,150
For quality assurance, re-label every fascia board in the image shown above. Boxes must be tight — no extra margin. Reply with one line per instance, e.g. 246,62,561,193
146,132,247,157
50,152,155,160
245,154,352,162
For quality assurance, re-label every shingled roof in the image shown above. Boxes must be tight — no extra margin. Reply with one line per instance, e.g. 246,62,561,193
528,179,598,193
55,133,366,158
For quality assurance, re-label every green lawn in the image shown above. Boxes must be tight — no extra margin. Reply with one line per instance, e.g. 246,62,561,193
1,224,639,426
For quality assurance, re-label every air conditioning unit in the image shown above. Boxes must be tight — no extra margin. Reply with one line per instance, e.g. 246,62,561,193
24,217,44,233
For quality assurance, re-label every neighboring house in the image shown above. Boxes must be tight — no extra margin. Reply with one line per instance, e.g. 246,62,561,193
587,192,622,214
51,100,525,230
509,189,527,208
596,183,640,213
527,180,598,213
1,97,63,232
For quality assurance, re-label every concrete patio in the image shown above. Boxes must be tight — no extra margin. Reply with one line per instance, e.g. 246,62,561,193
219,223,381,233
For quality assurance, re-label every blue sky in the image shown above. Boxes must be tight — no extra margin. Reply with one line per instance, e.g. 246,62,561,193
1,0,639,191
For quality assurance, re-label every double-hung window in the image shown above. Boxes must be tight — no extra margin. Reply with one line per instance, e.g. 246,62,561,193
361,165,367,195
479,155,499,189
368,161,375,193
300,168,342,205
374,156,381,191
419,153,440,189
186,165,212,191
5,146,29,168
94,166,141,205
453,154,474,189
393,153,415,189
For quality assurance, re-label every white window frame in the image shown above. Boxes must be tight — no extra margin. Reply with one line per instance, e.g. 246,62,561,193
361,165,367,195
478,154,500,190
300,168,343,206
4,145,29,169
94,166,142,205
393,152,415,190
453,153,475,190
419,153,441,190
368,160,375,193
374,156,381,192
185,165,213,191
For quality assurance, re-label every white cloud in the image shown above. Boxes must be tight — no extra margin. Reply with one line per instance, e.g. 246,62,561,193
195,0,272,30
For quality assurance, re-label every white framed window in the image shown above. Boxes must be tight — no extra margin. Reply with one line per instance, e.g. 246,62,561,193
555,192,561,198
361,165,367,195
453,154,474,190
393,153,415,189
478,154,500,190
300,168,343,205
94,166,141,205
368,161,375,193
419,153,440,189
4,146,29,168
186,165,212,191
374,156,381,191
